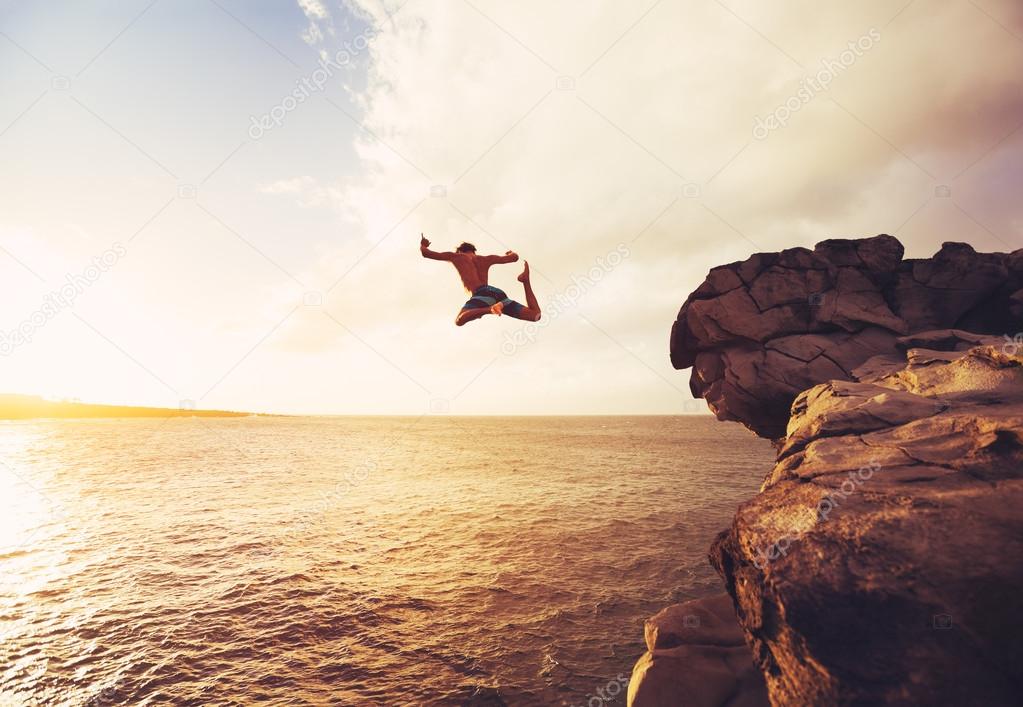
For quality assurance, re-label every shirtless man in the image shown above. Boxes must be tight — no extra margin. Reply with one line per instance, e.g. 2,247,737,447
420,234,541,326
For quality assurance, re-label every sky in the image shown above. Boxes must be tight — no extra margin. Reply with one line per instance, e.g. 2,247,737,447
0,0,1021,415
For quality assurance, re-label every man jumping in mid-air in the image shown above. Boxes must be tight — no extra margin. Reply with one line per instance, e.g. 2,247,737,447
420,234,541,326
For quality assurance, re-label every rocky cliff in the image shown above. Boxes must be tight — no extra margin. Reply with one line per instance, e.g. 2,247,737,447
630,237,1023,706
670,235,1023,439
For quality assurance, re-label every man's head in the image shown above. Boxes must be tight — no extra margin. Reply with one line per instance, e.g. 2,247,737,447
456,242,477,254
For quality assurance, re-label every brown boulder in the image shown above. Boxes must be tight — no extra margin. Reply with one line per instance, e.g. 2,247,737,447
628,594,769,707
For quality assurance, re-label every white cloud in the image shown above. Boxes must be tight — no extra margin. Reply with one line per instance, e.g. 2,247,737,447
298,0,329,20
297,0,333,45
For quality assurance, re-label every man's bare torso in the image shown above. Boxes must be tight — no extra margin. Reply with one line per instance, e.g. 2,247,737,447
450,253,495,292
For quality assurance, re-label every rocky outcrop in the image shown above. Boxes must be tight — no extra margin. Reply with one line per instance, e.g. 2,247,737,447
670,236,1023,438
628,594,768,707
634,235,1023,707
710,332,1023,705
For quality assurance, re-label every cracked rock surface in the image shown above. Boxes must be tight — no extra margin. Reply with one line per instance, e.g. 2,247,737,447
671,235,1023,439
709,332,1023,706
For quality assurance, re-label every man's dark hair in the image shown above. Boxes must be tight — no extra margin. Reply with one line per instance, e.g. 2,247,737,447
456,242,477,253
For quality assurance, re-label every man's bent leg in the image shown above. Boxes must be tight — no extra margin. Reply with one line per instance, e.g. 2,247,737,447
456,306,492,326
502,301,536,322
514,261,541,321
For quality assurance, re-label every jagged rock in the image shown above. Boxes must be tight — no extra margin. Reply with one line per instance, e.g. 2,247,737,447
709,339,1023,706
628,594,769,707
671,236,1023,438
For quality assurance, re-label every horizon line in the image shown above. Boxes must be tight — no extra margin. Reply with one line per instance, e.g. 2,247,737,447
0,393,711,419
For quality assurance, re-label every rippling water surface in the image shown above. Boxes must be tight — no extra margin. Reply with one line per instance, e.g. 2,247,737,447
0,416,772,706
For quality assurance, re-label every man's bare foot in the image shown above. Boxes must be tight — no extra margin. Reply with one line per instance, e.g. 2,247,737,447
490,302,504,316
517,261,530,283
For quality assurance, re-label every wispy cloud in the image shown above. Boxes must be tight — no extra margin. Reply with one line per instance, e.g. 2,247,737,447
297,0,334,45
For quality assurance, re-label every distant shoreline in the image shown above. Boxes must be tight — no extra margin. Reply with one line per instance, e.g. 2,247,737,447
0,395,716,419
0,395,266,420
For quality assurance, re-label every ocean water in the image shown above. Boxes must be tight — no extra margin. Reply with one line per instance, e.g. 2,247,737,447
0,416,772,706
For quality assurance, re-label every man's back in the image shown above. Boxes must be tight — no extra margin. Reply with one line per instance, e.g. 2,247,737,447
450,253,494,293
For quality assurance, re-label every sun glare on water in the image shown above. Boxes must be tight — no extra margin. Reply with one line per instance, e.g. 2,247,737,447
0,428,68,591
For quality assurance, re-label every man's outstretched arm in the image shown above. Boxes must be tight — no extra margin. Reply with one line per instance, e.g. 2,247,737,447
420,234,455,261
484,250,519,265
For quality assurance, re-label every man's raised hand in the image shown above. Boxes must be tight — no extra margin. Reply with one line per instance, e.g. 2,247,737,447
421,234,430,250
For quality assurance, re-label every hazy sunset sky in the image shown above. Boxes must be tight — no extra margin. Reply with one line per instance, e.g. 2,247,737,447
1,0,1021,414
